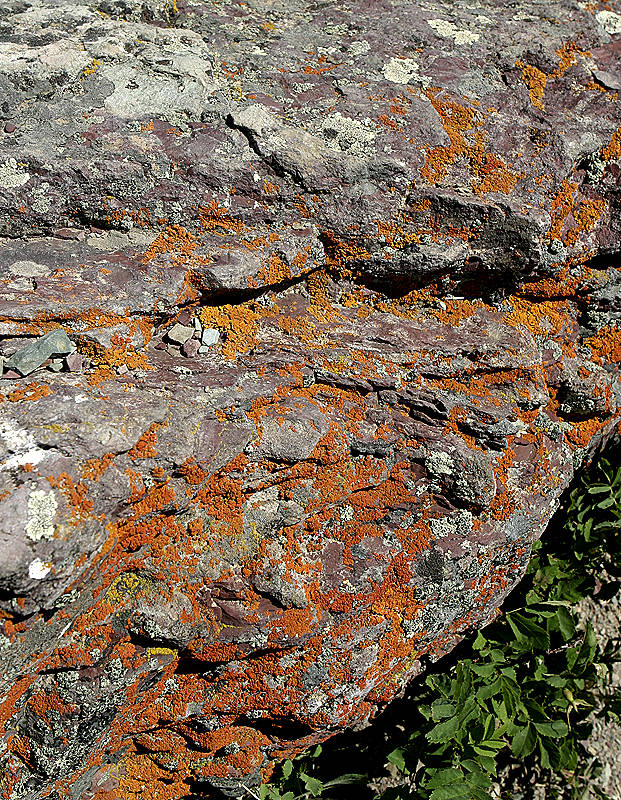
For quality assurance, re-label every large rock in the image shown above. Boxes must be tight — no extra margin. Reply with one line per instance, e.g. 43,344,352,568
0,0,620,797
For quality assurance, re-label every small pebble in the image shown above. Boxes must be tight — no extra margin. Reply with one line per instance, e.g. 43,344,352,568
2,369,20,379
4,122,15,134
181,338,201,358
193,316,202,332
48,359,64,372
177,308,192,325
201,328,220,346
65,352,83,373
117,364,129,375
167,323,194,345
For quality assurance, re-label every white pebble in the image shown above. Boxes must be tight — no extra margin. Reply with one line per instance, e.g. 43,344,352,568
201,328,220,346
28,558,52,580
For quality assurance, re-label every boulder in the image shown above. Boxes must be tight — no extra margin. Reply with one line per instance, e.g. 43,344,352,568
0,0,619,798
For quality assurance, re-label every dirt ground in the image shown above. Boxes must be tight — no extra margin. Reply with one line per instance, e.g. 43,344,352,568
581,591,621,800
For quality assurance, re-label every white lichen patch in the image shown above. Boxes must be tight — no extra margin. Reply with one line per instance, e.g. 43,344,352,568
321,112,376,153
9,260,51,278
382,57,421,85
0,419,50,471
26,489,58,541
427,19,480,45
596,10,621,35
31,187,52,214
0,157,30,189
430,510,473,538
426,451,455,477
28,557,53,580
348,40,370,57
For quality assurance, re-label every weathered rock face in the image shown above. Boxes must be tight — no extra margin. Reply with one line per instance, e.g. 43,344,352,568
0,0,620,796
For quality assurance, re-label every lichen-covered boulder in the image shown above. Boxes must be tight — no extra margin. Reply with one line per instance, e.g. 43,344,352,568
0,0,620,797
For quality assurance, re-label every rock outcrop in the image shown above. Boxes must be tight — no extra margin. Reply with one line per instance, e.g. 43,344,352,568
0,0,620,797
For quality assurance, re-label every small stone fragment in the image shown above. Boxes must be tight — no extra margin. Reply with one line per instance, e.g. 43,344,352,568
4,329,74,377
201,328,220,346
181,338,201,358
48,359,64,372
28,558,52,580
2,369,19,379
65,352,83,373
193,316,202,332
116,364,129,375
167,323,194,345
4,122,15,134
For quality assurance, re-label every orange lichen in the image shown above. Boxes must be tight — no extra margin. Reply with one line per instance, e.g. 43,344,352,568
143,224,197,265
421,89,518,196
128,422,165,460
198,201,245,235
565,416,607,448
322,231,371,272
546,179,606,244
26,688,78,725
551,41,590,79
516,60,547,110
199,301,273,359
81,453,115,482
601,125,621,162
6,382,52,402
92,343,153,376
300,54,342,75
256,253,292,285
48,472,94,517
585,325,621,365
505,296,572,337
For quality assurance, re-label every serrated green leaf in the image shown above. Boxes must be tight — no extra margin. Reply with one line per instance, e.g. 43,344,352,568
466,769,493,788
429,784,470,800
431,699,456,721
533,720,569,738
300,773,323,797
426,714,460,744
477,738,506,751
281,760,293,780
476,677,502,702
511,723,537,757
387,748,406,772
474,753,497,774
425,768,464,788
470,663,495,678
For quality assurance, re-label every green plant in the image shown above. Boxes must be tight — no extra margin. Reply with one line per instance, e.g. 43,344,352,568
258,443,621,800
252,747,365,800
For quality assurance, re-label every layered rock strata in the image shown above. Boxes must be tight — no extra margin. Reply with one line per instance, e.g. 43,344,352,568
0,0,620,797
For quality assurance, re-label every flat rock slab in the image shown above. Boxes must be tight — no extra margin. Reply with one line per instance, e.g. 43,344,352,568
4,329,74,376
0,1,619,799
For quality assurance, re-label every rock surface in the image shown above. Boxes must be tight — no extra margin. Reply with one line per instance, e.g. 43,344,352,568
0,0,620,797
